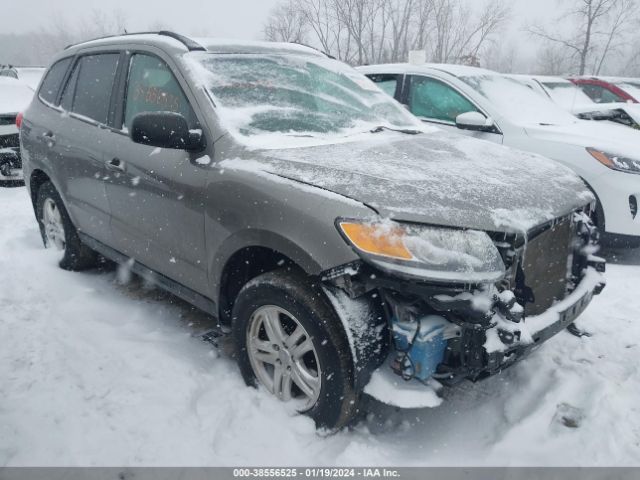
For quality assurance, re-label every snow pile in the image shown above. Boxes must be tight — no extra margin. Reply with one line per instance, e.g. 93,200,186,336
1,187,640,466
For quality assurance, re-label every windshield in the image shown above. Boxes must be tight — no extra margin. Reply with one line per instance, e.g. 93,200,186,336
460,75,577,126
184,52,420,145
541,82,595,108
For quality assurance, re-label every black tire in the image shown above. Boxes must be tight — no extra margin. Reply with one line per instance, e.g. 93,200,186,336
231,269,359,430
35,181,98,270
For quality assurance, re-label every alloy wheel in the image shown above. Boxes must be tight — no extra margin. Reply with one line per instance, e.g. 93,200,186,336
246,305,322,410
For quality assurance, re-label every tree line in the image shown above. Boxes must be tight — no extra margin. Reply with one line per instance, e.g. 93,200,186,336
1,1,639,76
264,0,640,75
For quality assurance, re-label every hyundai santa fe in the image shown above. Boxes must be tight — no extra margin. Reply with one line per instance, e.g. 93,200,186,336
20,32,605,429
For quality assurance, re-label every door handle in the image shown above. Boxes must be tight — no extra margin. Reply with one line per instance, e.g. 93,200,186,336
106,157,126,172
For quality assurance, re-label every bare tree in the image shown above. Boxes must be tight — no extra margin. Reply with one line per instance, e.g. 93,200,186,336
593,0,638,73
428,0,510,64
264,0,308,43
528,0,637,75
484,40,519,73
264,0,511,66
535,44,576,75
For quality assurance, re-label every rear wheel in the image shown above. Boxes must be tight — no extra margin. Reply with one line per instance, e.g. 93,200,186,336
35,181,98,270
231,269,359,429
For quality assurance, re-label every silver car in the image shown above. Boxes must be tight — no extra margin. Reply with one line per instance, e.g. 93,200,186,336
20,32,605,429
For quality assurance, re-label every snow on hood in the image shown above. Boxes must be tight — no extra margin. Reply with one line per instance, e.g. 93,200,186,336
226,130,592,233
0,78,35,114
524,118,640,157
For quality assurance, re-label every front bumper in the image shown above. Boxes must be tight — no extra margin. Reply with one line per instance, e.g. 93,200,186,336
362,266,605,409
472,266,604,381
326,210,607,408
590,166,640,237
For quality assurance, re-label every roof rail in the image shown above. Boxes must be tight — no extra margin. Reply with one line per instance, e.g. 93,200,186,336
64,31,206,52
292,42,335,59
157,31,206,51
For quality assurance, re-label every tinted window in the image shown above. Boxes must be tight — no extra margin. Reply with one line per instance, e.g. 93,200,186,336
59,63,80,111
409,76,478,123
580,84,625,103
367,74,399,97
39,57,72,105
124,54,195,128
69,54,120,124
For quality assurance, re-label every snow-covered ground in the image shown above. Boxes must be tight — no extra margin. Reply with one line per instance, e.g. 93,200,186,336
1,185,639,466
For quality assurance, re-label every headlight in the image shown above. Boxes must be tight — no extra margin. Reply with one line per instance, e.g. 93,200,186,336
587,148,640,175
337,220,505,283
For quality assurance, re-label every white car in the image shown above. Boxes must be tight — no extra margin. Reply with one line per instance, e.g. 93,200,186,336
0,66,45,91
507,74,640,130
0,77,34,184
358,63,640,246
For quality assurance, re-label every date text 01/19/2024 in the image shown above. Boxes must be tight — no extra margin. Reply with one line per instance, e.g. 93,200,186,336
232,468,401,478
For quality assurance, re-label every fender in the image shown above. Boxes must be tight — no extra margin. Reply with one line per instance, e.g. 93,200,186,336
210,228,324,304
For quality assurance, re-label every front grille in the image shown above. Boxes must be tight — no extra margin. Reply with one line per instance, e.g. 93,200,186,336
520,217,574,316
0,133,19,149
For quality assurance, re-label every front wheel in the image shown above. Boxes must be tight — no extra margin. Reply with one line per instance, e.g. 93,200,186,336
35,181,98,270
231,269,359,430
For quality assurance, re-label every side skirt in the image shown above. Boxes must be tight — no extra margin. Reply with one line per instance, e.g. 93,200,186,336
78,232,218,316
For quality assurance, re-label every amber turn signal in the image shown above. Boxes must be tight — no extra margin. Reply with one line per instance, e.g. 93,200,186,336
339,222,414,260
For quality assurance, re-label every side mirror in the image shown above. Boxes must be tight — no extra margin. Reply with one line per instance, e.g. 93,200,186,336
455,111,495,132
130,112,203,151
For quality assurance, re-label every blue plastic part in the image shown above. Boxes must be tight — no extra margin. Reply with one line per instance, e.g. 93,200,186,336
392,315,449,381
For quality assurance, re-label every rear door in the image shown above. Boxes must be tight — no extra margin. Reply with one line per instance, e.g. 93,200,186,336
104,50,209,294
51,52,123,244
405,75,503,143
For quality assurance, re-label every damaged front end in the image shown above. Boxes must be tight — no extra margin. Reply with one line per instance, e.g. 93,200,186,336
323,209,606,405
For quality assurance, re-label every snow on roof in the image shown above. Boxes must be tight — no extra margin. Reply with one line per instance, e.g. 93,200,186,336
509,74,572,84
71,33,186,50
192,38,323,56
358,62,498,78
69,33,324,57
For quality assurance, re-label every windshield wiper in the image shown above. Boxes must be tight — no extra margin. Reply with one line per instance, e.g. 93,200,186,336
369,125,422,135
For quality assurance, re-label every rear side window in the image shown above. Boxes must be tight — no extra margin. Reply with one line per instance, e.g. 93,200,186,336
580,84,625,103
65,53,120,124
123,53,196,128
38,57,73,105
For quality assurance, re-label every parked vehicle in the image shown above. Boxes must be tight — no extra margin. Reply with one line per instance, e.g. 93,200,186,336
359,63,640,247
20,33,605,428
508,74,640,129
570,76,639,104
0,77,34,184
0,65,46,91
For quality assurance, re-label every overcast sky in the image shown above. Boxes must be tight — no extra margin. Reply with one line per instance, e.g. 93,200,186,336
3,0,559,40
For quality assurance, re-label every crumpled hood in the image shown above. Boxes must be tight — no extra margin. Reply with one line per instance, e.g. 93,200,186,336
250,130,592,233
525,119,640,157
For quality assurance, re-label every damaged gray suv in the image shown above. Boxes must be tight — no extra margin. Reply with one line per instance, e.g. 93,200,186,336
20,32,605,429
